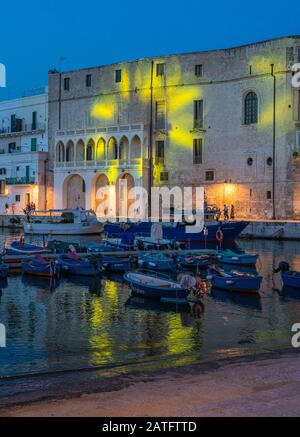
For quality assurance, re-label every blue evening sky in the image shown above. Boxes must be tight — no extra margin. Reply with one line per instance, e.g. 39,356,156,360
0,0,299,99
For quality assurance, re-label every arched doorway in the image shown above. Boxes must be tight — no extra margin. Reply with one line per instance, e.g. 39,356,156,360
119,136,129,161
86,138,95,161
107,137,118,160
76,139,85,162
56,141,65,162
116,173,135,219
131,135,141,159
66,140,74,162
63,174,86,209
93,174,109,216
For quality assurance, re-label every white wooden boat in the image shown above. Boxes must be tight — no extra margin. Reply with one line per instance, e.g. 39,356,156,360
23,209,103,235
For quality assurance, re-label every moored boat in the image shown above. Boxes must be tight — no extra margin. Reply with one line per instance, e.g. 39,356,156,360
59,253,101,276
137,253,177,271
24,209,103,235
274,261,300,289
177,254,211,270
99,255,131,272
10,240,49,255
22,255,60,277
123,271,189,299
216,250,258,266
208,267,262,293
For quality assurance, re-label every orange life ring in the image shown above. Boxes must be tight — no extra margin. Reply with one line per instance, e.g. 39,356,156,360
216,229,223,242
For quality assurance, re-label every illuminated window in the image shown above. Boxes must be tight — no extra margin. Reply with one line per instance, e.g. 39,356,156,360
64,77,70,91
194,100,203,128
193,139,202,164
86,74,92,87
160,171,168,181
244,91,258,124
205,170,214,181
155,101,166,129
115,69,122,83
156,63,165,77
155,141,165,164
0,180,5,195
195,64,203,77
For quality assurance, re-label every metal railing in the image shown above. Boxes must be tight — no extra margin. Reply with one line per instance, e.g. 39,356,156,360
0,123,46,136
6,176,36,185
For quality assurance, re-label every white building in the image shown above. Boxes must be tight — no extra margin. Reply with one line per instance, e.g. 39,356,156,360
0,89,48,213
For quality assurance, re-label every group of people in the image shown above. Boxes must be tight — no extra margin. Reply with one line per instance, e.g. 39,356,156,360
223,204,235,221
24,202,36,214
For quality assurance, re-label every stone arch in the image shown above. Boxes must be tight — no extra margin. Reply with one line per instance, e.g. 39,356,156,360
66,140,74,162
93,173,109,215
107,136,118,160
96,137,106,161
119,136,129,161
86,138,95,161
116,172,135,218
56,141,65,162
62,174,86,209
76,139,85,162
131,135,141,159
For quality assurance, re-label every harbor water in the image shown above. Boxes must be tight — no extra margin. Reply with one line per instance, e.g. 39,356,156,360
0,230,300,380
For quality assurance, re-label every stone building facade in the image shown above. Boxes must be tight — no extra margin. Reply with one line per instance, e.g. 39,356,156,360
48,36,300,219
0,90,48,213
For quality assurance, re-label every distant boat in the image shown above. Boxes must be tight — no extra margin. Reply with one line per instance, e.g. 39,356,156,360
59,253,101,276
216,250,258,266
137,253,177,271
10,240,49,255
86,243,116,254
22,255,60,278
23,209,103,235
124,271,189,299
208,268,262,293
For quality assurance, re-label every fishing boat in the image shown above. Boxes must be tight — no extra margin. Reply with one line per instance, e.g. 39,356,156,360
137,253,177,271
59,253,101,276
177,254,211,270
99,255,131,272
22,255,60,277
135,236,184,250
216,249,258,266
23,209,103,235
0,261,9,278
104,220,248,243
10,240,49,255
86,242,116,254
123,271,189,299
208,267,262,293
47,240,83,253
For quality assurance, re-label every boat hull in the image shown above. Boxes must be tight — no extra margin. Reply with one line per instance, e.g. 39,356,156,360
281,271,300,289
24,221,103,235
10,241,48,255
211,273,262,293
216,253,258,266
124,272,188,299
21,259,60,277
104,221,248,242
59,255,101,276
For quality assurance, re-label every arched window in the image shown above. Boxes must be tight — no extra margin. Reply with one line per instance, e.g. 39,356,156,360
244,91,258,125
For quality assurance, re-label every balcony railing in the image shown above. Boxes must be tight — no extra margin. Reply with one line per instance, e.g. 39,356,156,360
6,176,36,185
55,158,146,170
0,123,46,136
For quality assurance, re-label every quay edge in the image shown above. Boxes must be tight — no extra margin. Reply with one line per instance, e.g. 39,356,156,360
240,221,300,240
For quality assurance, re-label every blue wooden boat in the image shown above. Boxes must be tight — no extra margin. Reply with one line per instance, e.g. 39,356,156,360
208,268,262,293
59,253,101,276
137,253,176,271
280,271,300,289
0,262,9,278
99,256,131,272
86,243,116,254
177,254,211,270
22,255,60,277
104,220,249,243
10,240,49,255
216,250,258,266
124,271,189,299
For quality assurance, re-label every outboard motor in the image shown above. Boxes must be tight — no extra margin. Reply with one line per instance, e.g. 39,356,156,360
274,261,290,273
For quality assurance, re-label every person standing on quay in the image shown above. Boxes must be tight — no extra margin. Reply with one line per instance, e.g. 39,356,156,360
230,205,235,220
223,204,229,221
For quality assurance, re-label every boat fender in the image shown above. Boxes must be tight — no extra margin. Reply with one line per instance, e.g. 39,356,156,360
216,229,223,242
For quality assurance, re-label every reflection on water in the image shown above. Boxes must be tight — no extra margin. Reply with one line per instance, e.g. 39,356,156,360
0,229,300,377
